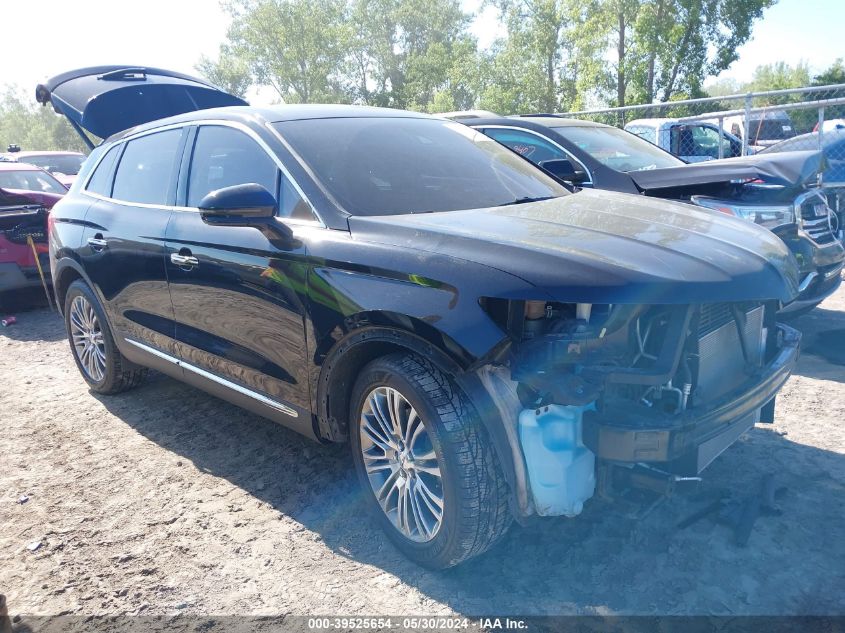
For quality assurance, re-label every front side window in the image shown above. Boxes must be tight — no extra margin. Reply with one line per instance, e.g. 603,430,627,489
552,125,683,172
0,168,66,194
112,129,183,205
483,128,570,164
188,126,279,208
273,117,567,216
85,146,121,197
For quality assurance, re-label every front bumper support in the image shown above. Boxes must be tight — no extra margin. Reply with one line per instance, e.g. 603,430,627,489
582,324,801,475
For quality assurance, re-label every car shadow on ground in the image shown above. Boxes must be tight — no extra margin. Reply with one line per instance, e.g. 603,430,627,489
88,316,845,616
790,306,845,383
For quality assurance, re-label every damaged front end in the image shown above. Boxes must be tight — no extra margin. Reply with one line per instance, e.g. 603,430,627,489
476,297,801,518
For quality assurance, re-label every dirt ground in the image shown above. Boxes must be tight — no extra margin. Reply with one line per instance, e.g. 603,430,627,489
1,285,844,619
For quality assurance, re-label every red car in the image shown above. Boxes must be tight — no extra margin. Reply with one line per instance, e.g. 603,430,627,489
0,163,65,297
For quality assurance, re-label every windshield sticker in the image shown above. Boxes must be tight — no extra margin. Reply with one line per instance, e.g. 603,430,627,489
511,144,536,157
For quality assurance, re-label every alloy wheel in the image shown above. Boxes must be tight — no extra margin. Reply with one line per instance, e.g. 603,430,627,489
359,386,444,542
69,295,107,382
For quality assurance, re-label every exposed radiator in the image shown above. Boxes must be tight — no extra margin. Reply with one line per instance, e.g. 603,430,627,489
696,305,764,403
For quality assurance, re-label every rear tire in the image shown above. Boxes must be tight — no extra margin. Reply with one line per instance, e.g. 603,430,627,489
64,280,147,394
349,352,512,569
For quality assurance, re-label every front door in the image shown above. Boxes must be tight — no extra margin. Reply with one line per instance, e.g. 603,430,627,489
165,124,313,428
80,128,186,356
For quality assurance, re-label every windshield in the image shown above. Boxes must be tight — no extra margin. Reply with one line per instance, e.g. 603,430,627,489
274,117,568,216
748,118,796,143
0,168,66,193
20,153,85,175
551,125,683,172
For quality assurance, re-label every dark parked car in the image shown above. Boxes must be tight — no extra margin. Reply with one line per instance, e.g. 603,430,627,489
453,114,844,317
761,129,845,242
42,67,801,568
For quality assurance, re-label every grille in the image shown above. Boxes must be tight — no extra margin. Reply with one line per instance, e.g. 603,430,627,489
799,193,836,243
696,305,764,403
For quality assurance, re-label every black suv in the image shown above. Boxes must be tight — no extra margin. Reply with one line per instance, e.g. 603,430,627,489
43,67,801,568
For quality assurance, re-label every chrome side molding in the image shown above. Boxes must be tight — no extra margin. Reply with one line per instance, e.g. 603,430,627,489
124,338,299,418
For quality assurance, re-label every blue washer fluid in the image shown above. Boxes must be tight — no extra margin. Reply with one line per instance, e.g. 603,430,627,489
518,403,596,517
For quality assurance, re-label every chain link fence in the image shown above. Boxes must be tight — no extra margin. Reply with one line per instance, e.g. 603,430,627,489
558,84,845,235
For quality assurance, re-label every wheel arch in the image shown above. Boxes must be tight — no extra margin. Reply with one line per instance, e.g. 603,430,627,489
315,321,466,442
53,257,90,316
315,316,520,515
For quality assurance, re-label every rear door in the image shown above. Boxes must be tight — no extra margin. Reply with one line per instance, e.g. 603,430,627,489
80,127,186,357
164,123,314,429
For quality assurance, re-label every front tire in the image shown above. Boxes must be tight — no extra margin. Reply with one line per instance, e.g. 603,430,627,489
64,280,147,394
350,353,511,569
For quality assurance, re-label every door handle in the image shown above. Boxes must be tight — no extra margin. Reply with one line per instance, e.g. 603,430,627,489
87,236,108,251
170,253,199,268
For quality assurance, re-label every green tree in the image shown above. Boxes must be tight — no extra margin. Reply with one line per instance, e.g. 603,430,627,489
349,0,477,109
196,47,254,98
480,0,604,114
813,58,845,86
744,61,810,95
0,85,90,154
223,0,352,103
615,0,775,105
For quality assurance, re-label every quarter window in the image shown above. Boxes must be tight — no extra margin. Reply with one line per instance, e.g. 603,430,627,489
188,126,279,208
112,130,183,205
279,175,314,220
85,145,120,197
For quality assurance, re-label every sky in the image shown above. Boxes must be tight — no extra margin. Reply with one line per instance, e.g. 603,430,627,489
1,0,842,107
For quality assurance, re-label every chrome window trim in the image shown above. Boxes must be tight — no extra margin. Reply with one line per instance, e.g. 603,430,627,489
82,119,325,227
124,338,299,418
478,124,594,185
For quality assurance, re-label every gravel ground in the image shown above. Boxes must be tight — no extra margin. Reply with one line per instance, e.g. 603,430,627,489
1,286,844,620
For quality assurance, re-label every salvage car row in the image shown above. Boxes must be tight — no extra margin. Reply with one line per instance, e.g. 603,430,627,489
6,65,844,569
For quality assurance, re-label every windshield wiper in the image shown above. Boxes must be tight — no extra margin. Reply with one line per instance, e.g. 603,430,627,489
497,195,557,207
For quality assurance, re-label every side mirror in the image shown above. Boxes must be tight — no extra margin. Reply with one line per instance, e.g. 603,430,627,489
539,158,586,184
198,183,293,243
198,183,277,222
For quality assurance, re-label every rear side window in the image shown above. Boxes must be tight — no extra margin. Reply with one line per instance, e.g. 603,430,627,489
187,126,279,208
112,130,183,205
85,146,120,196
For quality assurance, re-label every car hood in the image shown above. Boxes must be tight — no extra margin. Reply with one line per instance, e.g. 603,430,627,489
348,189,799,305
629,150,824,191
0,188,63,209
35,66,248,141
